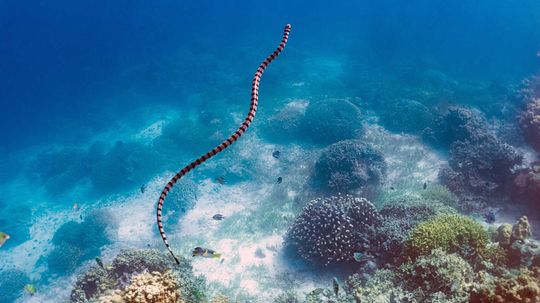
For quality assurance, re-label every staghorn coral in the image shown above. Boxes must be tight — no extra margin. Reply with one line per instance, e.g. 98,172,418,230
300,99,364,146
399,249,473,302
286,194,381,266
407,214,489,261
309,139,386,195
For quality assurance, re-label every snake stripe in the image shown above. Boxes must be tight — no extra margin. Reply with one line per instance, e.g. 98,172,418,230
156,24,291,264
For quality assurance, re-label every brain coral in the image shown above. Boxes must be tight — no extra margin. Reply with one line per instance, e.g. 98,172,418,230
407,214,489,260
309,139,386,195
286,194,381,266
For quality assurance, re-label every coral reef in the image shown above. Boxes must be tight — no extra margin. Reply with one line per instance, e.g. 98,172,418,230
0,269,30,303
69,249,206,303
407,214,489,261
519,75,540,152
47,210,114,275
374,197,455,264
286,194,381,266
261,99,308,143
378,99,435,134
211,294,231,303
309,140,386,195
399,249,474,302
422,106,489,149
512,162,540,207
300,99,363,146
470,268,540,303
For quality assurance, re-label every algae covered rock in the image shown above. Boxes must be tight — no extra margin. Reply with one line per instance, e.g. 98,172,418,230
511,216,532,243
495,224,513,247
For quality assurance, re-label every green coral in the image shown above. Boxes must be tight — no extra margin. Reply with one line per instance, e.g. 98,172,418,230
407,214,489,260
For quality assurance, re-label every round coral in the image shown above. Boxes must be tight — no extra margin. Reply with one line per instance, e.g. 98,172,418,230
309,139,386,194
286,194,381,266
407,214,489,260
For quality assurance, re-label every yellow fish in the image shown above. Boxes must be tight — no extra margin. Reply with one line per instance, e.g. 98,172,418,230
24,284,36,295
192,247,221,259
0,232,10,247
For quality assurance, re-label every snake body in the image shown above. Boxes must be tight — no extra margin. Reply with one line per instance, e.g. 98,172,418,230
157,24,292,264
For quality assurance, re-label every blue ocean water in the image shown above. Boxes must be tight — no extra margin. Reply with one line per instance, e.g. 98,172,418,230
1,1,540,302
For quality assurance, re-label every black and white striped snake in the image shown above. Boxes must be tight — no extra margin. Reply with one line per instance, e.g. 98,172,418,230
157,24,292,264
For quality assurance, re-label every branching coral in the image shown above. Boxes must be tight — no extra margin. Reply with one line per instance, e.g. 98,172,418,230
407,214,489,260
286,194,381,266
309,139,386,195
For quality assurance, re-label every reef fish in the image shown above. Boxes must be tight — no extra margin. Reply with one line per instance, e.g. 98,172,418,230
484,210,497,224
192,247,222,259
423,182,427,190
0,232,10,247
332,277,339,297
95,257,104,269
215,176,226,185
272,150,281,159
276,177,282,184
140,184,146,193
212,214,225,220
24,284,36,295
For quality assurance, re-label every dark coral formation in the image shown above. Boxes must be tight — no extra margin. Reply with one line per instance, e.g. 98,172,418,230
423,106,489,149
374,198,454,264
69,249,206,303
0,269,30,303
46,210,115,275
309,140,386,195
378,99,435,134
286,194,381,266
519,75,540,152
300,99,363,145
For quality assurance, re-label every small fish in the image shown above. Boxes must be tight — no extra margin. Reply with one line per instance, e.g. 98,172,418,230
72,203,79,211
272,150,281,159
79,214,83,220
140,184,146,194
220,258,225,264
276,177,282,184
95,257,104,269
353,252,374,263
24,284,36,295
192,247,222,259
212,214,225,220
215,176,226,185
0,232,10,247
390,186,395,190
332,277,339,297
423,182,427,190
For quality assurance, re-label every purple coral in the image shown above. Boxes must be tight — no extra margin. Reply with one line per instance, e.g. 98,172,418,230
286,194,381,266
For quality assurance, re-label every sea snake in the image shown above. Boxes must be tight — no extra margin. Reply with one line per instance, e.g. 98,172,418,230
157,24,292,264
